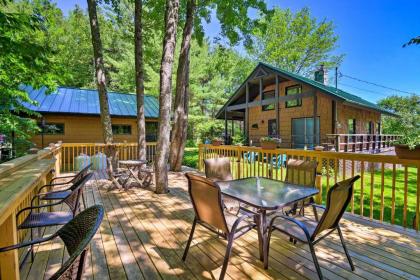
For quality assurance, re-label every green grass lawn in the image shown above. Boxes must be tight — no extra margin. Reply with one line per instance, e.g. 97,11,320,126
184,150,417,228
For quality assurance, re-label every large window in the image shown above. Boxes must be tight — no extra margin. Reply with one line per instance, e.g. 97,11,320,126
112,124,131,135
146,122,158,141
262,90,275,111
38,123,65,135
285,85,302,108
348,119,356,134
366,121,374,134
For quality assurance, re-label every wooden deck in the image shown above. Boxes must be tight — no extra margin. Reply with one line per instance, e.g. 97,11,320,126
21,171,420,280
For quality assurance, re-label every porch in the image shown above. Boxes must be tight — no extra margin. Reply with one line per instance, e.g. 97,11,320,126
21,171,420,280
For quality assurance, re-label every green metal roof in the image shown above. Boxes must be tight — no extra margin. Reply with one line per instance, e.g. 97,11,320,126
259,62,395,115
21,85,159,118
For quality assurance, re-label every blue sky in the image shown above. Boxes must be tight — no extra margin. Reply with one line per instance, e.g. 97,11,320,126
56,0,419,103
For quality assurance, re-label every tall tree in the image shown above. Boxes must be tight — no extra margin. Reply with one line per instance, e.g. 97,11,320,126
86,0,113,144
154,0,179,193
169,0,196,171
134,0,146,160
249,7,343,76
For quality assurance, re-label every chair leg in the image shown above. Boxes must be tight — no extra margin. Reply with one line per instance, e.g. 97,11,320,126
308,242,323,279
337,226,355,271
219,234,235,280
30,228,34,262
182,218,197,261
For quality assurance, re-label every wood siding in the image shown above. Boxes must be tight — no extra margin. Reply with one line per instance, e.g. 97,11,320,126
31,114,158,147
247,81,380,146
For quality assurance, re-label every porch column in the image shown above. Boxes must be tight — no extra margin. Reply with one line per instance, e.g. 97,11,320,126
275,75,279,138
313,93,318,146
245,82,249,143
231,119,234,138
224,109,228,144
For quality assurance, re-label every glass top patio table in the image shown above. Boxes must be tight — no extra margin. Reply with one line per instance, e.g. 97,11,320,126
216,177,319,211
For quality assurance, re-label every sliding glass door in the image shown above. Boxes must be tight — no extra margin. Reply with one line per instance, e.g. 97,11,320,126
291,117,320,149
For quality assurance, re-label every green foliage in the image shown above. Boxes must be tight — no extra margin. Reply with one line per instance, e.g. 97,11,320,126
182,147,198,168
0,1,60,144
248,7,343,76
378,94,420,149
403,36,420,47
232,132,246,146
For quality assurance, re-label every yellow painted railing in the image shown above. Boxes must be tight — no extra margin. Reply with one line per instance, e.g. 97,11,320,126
0,145,59,279
61,142,157,172
198,144,420,230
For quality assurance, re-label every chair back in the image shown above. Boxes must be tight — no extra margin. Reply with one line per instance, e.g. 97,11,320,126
50,205,104,280
204,157,233,181
70,163,92,191
285,159,317,187
185,173,229,234
64,173,93,216
312,175,360,238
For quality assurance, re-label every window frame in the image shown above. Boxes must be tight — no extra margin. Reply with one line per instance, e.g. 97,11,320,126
348,119,356,134
285,85,302,108
261,90,275,111
37,122,65,135
111,124,132,135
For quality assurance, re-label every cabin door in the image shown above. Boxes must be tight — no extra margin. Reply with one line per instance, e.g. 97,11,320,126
291,117,319,149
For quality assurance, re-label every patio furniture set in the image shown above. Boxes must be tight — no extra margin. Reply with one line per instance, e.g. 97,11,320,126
183,157,360,280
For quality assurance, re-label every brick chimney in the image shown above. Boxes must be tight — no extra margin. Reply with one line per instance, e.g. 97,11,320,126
314,64,328,85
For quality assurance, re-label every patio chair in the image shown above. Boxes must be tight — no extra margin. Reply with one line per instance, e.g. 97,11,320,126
16,172,93,262
36,163,92,204
267,175,360,279
0,205,104,280
182,173,256,280
284,159,318,219
204,157,240,214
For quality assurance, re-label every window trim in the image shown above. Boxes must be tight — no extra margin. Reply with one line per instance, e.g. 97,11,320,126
261,90,275,111
37,122,65,135
285,85,302,108
111,124,132,135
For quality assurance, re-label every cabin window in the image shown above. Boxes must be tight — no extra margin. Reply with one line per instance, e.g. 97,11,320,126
262,90,275,111
146,122,158,142
38,123,65,135
376,122,381,134
348,119,356,134
285,85,302,108
366,121,374,134
112,124,131,135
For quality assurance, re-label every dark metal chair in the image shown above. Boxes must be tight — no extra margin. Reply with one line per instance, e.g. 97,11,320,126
37,163,92,203
183,173,256,280
284,159,318,218
204,157,241,214
267,175,360,279
0,205,104,280
17,172,93,261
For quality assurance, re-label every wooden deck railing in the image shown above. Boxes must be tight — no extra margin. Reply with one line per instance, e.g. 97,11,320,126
325,134,400,152
0,145,60,279
198,144,420,230
61,142,157,172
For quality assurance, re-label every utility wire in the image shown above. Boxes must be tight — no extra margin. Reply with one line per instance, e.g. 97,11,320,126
338,82,393,97
339,72,417,95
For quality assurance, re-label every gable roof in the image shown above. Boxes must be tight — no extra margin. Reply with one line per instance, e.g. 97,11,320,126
20,85,159,118
216,62,396,118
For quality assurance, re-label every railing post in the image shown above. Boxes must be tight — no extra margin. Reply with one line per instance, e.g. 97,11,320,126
335,135,340,152
0,214,19,280
237,146,241,179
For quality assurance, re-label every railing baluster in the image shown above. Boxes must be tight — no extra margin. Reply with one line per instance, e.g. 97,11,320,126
360,161,365,217
370,162,375,220
403,166,408,227
391,164,396,224
380,163,385,222
351,159,355,213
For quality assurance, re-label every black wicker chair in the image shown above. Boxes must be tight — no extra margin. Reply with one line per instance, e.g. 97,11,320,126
0,205,104,280
17,172,93,261
37,163,92,202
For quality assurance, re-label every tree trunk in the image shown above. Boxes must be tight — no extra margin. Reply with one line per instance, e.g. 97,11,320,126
154,0,179,194
134,0,146,161
169,0,196,172
87,0,113,145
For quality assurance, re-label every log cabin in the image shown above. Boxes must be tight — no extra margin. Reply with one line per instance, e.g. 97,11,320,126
20,85,159,148
216,62,398,150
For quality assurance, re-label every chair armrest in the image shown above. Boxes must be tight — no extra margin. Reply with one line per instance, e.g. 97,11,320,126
37,182,72,194
17,200,63,220
269,214,312,241
312,204,326,210
0,235,56,253
50,175,75,183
